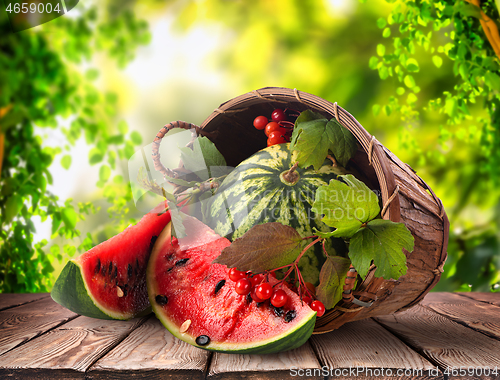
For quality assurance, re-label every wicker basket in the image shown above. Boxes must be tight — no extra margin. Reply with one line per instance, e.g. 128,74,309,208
153,87,449,334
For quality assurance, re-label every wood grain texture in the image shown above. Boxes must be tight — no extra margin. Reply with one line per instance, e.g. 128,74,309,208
0,296,78,356
311,318,440,380
88,316,210,380
0,293,49,311
375,305,500,379
0,314,145,379
207,341,321,380
460,292,500,307
420,292,500,341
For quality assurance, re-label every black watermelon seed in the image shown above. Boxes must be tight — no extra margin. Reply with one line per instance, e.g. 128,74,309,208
167,267,173,272
284,310,297,323
256,302,265,308
127,264,133,279
246,293,252,304
95,258,101,274
273,307,284,317
101,265,106,276
195,335,210,346
122,286,128,297
175,258,189,266
155,294,168,306
150,235,158,251
214,280,226,295
108,262,113,276
112,265,118,280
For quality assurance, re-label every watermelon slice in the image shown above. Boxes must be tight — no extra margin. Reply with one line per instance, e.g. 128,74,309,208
147,215,317,354
51,203,171,320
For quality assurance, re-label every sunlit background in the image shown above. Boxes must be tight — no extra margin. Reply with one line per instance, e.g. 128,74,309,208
1,0,499,293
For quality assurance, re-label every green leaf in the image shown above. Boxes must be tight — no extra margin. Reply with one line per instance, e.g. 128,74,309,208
61,155,72,170
61,206,77,230
404,75,416,88
484,72,500,92
328,119,358,167
4,195,23,224
377,18,387,29
377,44,386,57
290,118,334,171
164,176,200,188
382,27,391,38
293,109,325,127
213,223,303,273
316,256,351,309
130,131,143,145
99,165,111,182
432,55,443,68
406,58,419,72
88,148,104,165
311,174,380,238
348,219,414,280
180,136,227,180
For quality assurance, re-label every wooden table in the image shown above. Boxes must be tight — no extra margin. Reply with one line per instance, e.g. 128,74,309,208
0,292,499,379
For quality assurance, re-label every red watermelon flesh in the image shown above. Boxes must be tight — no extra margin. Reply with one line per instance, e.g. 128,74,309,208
51,202,171,320
147,215,316,353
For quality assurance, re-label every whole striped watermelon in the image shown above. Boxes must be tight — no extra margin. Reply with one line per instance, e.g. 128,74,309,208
205,143,347,284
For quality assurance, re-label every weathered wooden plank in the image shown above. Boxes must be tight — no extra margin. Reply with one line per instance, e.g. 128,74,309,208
207,341,322,380
421,292,500,341
0,314,145,379
0,296,78,356
459,292,500,307
0,293,49,311
311,318,441,380
376,305,500,380
87,316,210,380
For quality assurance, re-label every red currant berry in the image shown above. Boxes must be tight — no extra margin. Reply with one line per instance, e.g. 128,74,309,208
310,300,326,317
253,116,268,130
264,122,286,137
250,273,265,287
271,109,286,122
228,268,246,282
256,283,273,300
302,296,312,305
234,278,252,295
268,131,287,145
270,289,288,308
251,287,265,302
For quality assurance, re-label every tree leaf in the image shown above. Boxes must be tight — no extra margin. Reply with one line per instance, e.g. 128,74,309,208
311,174,380,238
290,118,334,171
316,256,351,309
348,219,414,280
328,119,358,167
61,206,77,230
61,155,72,170
213,222,303,273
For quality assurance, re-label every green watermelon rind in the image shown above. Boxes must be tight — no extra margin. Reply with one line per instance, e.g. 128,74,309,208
153,303,316,354
147,222,317,354
51,260,153,320
51,260,123,320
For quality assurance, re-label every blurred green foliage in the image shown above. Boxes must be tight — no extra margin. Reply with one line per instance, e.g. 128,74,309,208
0,0,498,293
0,1,150,292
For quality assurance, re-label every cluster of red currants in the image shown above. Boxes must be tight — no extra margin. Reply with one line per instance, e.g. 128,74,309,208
228,268,326,316
253,109,295,147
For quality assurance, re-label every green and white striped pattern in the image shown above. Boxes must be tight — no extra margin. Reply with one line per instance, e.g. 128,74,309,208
206,143,346,284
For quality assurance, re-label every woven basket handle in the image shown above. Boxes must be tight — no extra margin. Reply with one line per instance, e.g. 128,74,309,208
152,120,216,180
